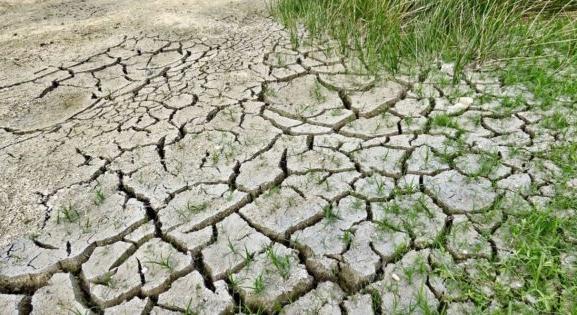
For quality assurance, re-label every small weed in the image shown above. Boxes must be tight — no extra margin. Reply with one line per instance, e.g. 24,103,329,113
243,246,255,266
227,237,238,255
501,96,525,110
267,247,292,279
80,217,92,234
381,202,402,215
402,256,428,282
177,201,209,220
393,183,419,195
96,271,116,288
414,196,434,219
296,104,314,117
542,112,570,130
227,272,240,291
144,253,175,272
56,203,80,224
374,219,395,233
224,108,236,122
374,178,388,196
263,85,277,98
286,196,297,207
187,201,209,213
435,150,456,166
404,116,414,127
370,290,381,313
414,284,435,314
322,204,340,223
276,54,286,66
93,188,105,206
211,152,221,165
330,108,343,116
351,198,365,210
183,298,198,315
431,114,460,129
252,273,266,294
322,180,332,192
477,93,495,104
473,152,501,178
341,229,353,247
310,81,326,103
264,185,281,198
63,307,89,315
224,190,235,202
392,243,409,260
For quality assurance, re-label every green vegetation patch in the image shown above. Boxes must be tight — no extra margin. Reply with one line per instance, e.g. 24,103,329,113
272,0,577,80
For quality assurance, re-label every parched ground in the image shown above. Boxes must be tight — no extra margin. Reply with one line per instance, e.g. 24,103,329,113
0,0,576,314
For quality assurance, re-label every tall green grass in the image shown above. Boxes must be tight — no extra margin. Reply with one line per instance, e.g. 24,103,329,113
272,0,577,76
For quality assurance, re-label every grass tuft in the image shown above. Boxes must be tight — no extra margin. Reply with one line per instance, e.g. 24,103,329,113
252,273,266,294
272,0,577,83
267,247,292,279
56,203,81,224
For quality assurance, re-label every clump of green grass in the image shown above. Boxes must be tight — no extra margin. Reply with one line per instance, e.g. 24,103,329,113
501,96,525,110
252,273,266,294
93,187,105,206
341,229,353,247
176,201,209,220
496,208,576,312
473,152,502,178
183,299,197,315
243,245,255,266
322,204,340,223
144,253,175,272
272,0,577,79
541,111,570,130
427,140,577,312
431,114,460,129
56,203,81,224
428,201,577,313
267,247,292,279
500,48,577,107
310,80,327,103
548,142,577,180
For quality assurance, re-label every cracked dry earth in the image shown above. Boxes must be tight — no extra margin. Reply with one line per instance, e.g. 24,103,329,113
0,1,574,315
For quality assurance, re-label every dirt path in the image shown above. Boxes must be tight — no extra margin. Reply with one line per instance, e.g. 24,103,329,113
0,0,570,314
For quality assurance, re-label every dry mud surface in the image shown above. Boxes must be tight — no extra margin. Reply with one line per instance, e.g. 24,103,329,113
0,0,575,314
